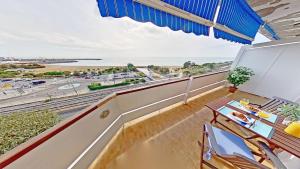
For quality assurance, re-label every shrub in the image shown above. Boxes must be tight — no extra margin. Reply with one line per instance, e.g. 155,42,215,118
88,82,130,90
227,66,254,87
0,111,60,155
125,78,146,84
0,71,19,78
43,71,65,76
137,72,146,77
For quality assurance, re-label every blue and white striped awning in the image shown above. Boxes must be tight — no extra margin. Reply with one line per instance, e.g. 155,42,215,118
214,0,264,44
96,0,276,44
97,0,218,36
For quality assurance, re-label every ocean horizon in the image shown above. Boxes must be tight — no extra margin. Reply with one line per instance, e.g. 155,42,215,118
49,57,235,67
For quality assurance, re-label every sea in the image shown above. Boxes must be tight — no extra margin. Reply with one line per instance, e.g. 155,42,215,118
49,57,235,67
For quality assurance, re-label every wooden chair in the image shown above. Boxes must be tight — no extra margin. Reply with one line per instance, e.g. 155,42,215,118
199,123,287,169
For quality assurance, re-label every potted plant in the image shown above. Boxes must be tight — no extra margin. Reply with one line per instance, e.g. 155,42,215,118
278,104,300,124
227,66,254,93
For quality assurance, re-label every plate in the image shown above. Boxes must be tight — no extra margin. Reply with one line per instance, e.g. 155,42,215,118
230,112,251,124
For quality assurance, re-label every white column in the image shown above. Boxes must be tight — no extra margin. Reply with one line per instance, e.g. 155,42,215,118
184,76,193,104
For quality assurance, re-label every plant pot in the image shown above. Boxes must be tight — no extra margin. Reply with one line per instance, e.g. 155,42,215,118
228,86,238,93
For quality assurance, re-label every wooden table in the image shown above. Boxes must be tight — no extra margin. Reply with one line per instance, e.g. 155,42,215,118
206,97,300,158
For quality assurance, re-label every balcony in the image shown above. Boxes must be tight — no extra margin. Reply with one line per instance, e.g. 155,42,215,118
1,0,300,168
1,71,229,168
1,67,291,169
89,87,270,169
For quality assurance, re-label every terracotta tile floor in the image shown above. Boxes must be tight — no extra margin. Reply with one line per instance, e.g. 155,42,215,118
90,87,271,169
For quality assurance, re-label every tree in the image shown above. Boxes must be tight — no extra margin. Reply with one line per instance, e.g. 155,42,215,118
127,63,136,71
73,71,80,76
202,63,215,70
183,61,196,68
122,67,128,73
183,70,191,76
147,65,154,69
63,71,71,77
160,67,170,74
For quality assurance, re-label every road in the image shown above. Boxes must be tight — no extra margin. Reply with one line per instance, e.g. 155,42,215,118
0,78,101,107
137,68,155,80
0,80,167,118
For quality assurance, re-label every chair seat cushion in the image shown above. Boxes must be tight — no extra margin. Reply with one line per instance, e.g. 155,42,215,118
211,126,255,161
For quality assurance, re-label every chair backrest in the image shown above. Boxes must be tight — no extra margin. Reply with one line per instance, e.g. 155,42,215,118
220,155,268,169
205,124,269,169
258,141,287,169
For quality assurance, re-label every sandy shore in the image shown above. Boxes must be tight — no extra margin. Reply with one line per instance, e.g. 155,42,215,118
33,65,114,73
32,65,181,73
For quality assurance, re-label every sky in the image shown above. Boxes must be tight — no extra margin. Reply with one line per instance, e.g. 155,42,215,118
0,0,270,59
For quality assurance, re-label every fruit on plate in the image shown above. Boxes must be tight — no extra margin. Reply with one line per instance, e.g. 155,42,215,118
231,111,249,122
245,105,259,113
258,111,270,118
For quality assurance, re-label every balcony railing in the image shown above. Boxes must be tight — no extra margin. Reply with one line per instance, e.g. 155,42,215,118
0,70,228,169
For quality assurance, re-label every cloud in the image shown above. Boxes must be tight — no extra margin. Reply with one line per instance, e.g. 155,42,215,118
0,29,135,51
0,31,33,41
0,0,244,59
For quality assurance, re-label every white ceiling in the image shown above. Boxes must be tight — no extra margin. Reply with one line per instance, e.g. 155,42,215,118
248,0,300,40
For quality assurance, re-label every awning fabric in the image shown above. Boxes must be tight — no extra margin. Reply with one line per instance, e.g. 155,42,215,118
163,0,219,21
97,0,217,36
214,29,252,44
214,0,264,44
96,0,272,44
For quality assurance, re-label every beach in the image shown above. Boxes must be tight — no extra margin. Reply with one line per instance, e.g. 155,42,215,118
33,64,182,73
33,65,112,73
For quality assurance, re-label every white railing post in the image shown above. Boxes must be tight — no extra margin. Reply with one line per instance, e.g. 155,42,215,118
184,76,193,104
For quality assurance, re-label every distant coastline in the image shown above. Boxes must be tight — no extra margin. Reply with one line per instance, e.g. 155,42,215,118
1,57,234,67
0,58,102,64
47,57,235,67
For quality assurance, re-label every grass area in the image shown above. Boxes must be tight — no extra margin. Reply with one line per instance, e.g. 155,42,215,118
43,71,71,77
147,65,170,75
88,78,146,91
0,70,20,78
21,71,71,78
0,63,45,70
181,61,231,76
98,64,137,75
0,110,60,155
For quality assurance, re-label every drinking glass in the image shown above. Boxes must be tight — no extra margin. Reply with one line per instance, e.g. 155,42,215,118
240,98,250,107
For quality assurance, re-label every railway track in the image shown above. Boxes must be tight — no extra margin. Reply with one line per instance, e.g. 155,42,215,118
0,82,156,115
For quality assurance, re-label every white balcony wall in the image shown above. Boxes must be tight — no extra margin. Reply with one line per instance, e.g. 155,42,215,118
5,95,123,169
232,38,300,103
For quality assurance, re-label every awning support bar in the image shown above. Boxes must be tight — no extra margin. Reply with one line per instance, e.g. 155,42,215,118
135,0,254,41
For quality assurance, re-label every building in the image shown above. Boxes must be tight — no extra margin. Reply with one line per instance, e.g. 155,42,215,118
1,1,299,169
